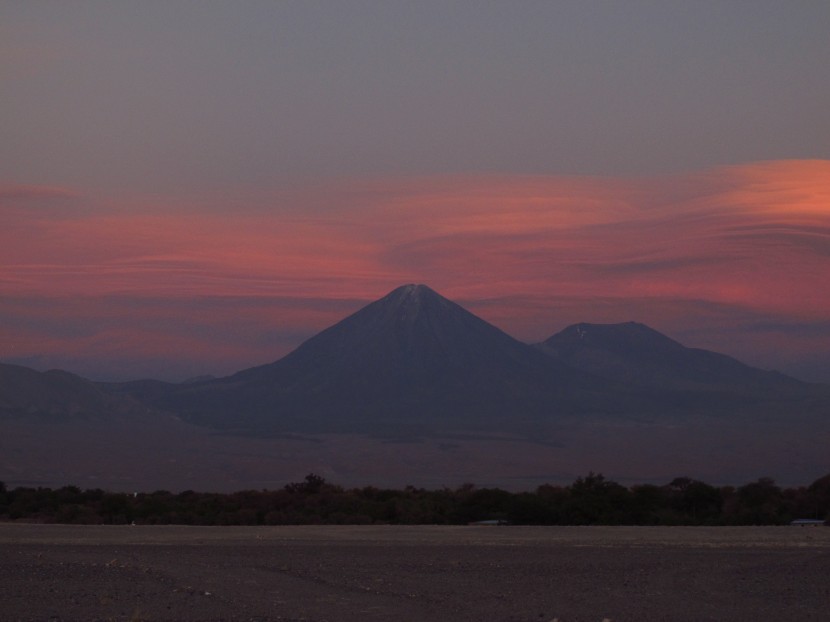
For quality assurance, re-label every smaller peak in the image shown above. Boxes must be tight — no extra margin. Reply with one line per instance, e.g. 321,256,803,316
544,321,678,348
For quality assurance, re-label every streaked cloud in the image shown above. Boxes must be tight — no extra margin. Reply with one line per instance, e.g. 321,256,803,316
1,160,828,380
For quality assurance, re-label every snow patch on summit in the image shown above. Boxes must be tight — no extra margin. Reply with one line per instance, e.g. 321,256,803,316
396,284,430,322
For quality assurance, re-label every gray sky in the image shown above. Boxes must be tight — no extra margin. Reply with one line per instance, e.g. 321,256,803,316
4,1,829,194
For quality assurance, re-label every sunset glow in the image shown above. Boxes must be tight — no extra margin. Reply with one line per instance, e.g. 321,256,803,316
2,160,828,381
3,3,830,382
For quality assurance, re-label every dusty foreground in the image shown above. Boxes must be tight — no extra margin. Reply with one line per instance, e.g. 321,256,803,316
2,525,829,622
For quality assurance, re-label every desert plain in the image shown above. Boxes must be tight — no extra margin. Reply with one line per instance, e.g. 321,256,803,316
1,524,829,621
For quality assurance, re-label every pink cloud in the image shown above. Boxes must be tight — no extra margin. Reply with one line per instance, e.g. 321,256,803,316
1,160,828,379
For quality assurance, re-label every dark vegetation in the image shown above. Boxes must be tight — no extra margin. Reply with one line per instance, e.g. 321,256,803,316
1,473,828,526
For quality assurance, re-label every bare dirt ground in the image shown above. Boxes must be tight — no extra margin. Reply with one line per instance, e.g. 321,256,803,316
2,525,829,622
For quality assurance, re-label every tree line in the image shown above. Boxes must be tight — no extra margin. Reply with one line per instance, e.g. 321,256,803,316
1,473,828,526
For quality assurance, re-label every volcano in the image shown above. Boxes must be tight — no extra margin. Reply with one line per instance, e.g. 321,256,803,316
157,284,629,435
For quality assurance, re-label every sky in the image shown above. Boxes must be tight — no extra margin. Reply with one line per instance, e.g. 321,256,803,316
2,2,829,383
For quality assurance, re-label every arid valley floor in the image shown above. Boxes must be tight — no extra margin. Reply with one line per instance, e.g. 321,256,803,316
1,524,829,621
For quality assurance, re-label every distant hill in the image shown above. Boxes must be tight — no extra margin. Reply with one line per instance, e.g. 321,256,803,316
536,321,807,395
0,363,136,420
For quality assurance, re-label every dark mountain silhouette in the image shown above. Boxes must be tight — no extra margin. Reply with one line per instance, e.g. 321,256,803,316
3,286,829,491
535,321,828,417
537,321,806,394
113,284,830,436
5,288,827,438
155,284,633,435
0,363,138,420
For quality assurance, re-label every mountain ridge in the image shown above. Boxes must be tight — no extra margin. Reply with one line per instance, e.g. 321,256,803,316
2,285,825,436
3,285,829,492
0,362,144,420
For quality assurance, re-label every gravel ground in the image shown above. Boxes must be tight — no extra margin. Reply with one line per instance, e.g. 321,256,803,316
1,524,829,621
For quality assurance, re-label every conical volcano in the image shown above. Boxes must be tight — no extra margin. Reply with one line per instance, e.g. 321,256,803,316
240,284,555,385
160,284,612,435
